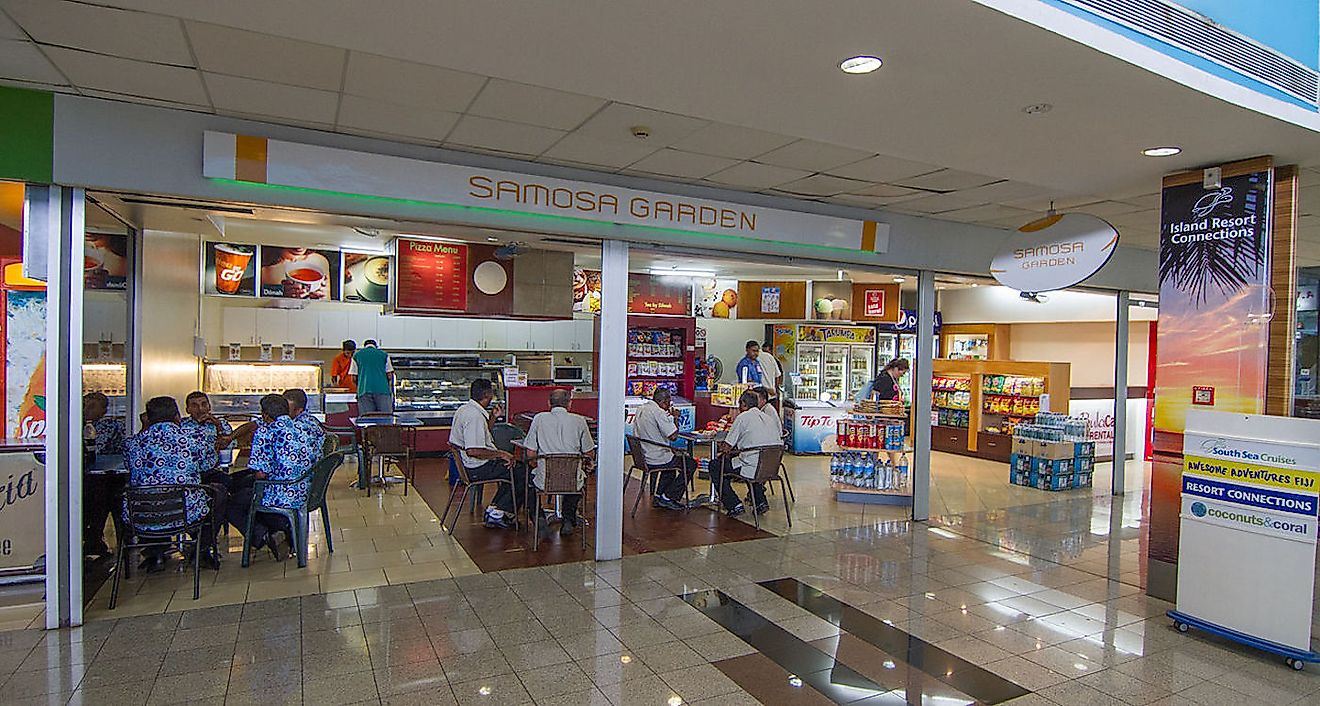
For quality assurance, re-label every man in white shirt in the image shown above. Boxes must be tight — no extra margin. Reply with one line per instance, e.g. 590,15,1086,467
630,388,693,511
448,378,527,529
524,389,595,536
757,340,783,400
712,390,783,517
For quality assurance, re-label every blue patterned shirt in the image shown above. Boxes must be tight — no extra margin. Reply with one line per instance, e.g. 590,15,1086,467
124,422,208,527
180,417,233,472
92,416,126,456
292,411,327,457
249,416,316,508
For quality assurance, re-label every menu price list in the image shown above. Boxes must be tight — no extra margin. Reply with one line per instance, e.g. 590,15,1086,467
396,238,468,312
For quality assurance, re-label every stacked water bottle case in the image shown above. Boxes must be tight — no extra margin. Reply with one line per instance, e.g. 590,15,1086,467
829,415,909,494
1009,412,1095,491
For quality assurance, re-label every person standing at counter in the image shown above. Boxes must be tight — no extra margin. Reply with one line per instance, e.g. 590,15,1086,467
757,340,783,400
449,378,527,530
349,339,394,414
712,390,782,517
735,341,768,385
330,340,358,392
869,358,909,403
631,388,693,511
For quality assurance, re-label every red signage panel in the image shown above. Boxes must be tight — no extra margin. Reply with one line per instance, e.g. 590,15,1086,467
395,237,468,313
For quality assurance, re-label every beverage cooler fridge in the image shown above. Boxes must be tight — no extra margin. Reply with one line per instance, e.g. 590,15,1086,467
874,309,941,403
770,324,876,403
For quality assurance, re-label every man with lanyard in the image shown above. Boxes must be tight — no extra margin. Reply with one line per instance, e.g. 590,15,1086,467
225,394,318,561
349,339,395,414
180,391,235,489
448,378,527,529
523,389,595,536
284,387,328,456
711,390,782,517
735,340,768,386
125,396,226,571
630,388,693,510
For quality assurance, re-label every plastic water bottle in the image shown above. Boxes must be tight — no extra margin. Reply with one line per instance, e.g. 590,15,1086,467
859,454,871,488
830,455,840,484
847,453,859,486
897,453,909,489
879,458,892,490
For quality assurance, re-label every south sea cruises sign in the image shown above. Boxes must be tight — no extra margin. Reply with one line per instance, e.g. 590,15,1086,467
989,213,1119,292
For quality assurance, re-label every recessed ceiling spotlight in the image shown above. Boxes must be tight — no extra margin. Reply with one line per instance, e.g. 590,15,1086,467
1021,103,1053,115
839,55,883,74
971,283,979,288
1143,146,1182,157
486,236,500,242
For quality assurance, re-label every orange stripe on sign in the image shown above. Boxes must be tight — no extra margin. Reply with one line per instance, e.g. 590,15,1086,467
861,221,877,251
234,135,268,183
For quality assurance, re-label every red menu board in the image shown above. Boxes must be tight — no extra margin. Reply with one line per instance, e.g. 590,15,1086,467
395,238,468,313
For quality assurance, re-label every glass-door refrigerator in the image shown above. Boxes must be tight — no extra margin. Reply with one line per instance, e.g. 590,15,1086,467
848,344,873,401
822,344,849,402
795,343,822,400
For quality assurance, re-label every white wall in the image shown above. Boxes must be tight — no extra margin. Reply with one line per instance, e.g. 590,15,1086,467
699,318,768,382
140,231,203,403
941,285,1157,324
1009,321,1150,387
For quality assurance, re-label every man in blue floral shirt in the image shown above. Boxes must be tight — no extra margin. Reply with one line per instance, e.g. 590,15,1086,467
283,388,327,458
125,396,226,571
181,391,234,486
225,394,318,561
82,392,128,557
84,392,126,455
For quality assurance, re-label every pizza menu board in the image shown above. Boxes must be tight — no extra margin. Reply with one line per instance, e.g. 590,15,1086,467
394,237,469,313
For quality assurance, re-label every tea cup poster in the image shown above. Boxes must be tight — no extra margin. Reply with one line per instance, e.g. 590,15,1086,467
260,246,341,300
84,232,128,290
343,252,391,303
204,241,257,297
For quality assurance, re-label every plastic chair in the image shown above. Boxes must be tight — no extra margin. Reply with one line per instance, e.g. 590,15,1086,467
363,425,416,496
532,454,588,551
241,452,343,569
726,444,792,530
439,448,519,533
111,483,219,609
625,435,691,516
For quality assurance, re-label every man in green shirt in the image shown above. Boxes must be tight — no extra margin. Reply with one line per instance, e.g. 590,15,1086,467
349,339,395,414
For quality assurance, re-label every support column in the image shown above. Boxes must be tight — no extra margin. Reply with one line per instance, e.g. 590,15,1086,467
911,270,936,521
1113,291,1130,496
38,186,86,628
595,240,627,561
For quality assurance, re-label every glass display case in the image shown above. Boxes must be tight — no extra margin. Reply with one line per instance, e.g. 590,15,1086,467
203,361,323,416
795,343,822,400
392,354,504,415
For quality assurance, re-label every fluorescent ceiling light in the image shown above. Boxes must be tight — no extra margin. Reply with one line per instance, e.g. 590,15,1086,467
839,55,883,74
1142,146,1181,157
648,268,715,278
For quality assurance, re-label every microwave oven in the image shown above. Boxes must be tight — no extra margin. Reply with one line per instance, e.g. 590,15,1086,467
553,365,586,384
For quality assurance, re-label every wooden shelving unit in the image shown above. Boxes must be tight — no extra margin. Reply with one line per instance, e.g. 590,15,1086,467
930,359,1071,462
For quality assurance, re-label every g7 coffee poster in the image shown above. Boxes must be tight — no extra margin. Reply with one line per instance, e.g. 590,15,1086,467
260,246,341,300
1150,169,1273,566
204,242,257,297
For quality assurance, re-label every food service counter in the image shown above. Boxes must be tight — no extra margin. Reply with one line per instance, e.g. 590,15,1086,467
324,392,456,454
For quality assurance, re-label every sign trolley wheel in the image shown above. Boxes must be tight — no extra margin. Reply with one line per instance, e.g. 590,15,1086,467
1168,610,1320,671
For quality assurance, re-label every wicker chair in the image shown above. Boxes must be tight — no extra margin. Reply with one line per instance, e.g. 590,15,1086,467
726,444,792,529
531,454,588,551
363,425,416,496
625,435,691,516
439,448,520,533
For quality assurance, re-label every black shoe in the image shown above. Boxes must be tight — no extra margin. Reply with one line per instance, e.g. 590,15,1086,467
484,512,515,530
726,504,745,518
139,556,165,573
755,502,770,515
560,519,576,536
655,496,684,511
201,550,222,571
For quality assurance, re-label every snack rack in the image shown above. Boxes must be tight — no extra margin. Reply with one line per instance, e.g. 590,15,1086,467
828,406,912,506
624,314,695,400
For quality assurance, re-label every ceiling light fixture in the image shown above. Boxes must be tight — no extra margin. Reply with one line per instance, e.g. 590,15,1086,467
893,276,906,283
839,55,883,74
1142,146,1182,157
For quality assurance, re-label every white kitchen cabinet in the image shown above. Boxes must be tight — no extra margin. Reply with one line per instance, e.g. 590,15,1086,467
550,320,576,352
221,308,258,346
255,309,290,345
377,315,432,350
505,320,532,350
573,319,595,352
433,318,480,350
285,311,319,348
480,320,508,350
315,310,350,348
346,310,379,344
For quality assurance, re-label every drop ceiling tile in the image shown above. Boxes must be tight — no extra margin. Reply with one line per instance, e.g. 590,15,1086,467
205,73,338,125
706,161,812,189
888,191,988,214
540,133,660,169
0,11,25,39
78,88,211,113
1298,168,1320,188
0,39,65,85
1107,208,1159,229
466,79,605,131
775,173,873,197
446,114,564,156
571,103,707,147
893,168,999,192
670,123,796,160
187,22,345,91
45,46,207,105
847,182,925,199
5,0,193,65
626,149,740,179
956,180,1059,205
825,194,901,209
337,94,457,144
1004,193,1100,212
828,153,940,182
344,52,486,114
1123,192,1162,210
1073,200,1143,217
938,203,1036,223
755,139,873,172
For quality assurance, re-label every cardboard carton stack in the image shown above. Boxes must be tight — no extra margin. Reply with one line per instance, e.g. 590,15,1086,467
1009,413,1094,491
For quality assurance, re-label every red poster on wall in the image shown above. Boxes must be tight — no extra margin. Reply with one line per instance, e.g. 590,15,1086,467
394,238,469,313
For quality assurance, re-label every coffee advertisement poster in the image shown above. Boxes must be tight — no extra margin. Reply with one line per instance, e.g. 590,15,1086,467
84,232,128,291
259,246,341,300
343,252,391,303
204,241,257,297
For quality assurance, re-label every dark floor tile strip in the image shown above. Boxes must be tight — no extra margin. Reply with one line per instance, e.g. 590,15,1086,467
758,577,1031,705
682,588,913,704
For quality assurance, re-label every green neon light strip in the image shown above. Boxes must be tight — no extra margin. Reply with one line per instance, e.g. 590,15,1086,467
208,177,868,256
